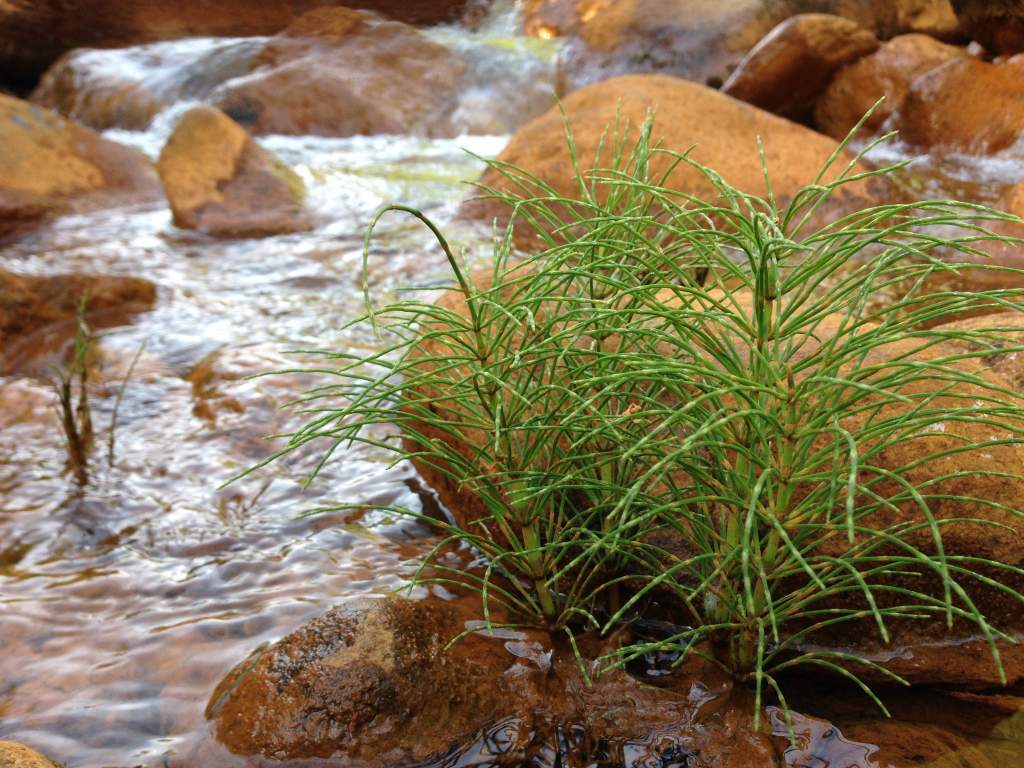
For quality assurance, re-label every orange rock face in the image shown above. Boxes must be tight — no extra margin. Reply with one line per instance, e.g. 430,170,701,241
898,56,1024,155
463,74,893,247
0,93,162,234
157,106,311,237
722,13,879,124
210,7,466,137
814,33,968,140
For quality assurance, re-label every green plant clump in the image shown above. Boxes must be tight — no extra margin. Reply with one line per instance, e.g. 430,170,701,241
256,113,1024,723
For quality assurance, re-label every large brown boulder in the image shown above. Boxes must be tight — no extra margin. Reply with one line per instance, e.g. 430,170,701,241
951,0,1024,54
463,75,893,246
814,33,968,140
30,37,265,131
721,14,879,124
157,106,311,238
210,7,465,137
0,94,162,235
0,268,156,373
521,0,959,93
0,0,475,92
898,56,1024,155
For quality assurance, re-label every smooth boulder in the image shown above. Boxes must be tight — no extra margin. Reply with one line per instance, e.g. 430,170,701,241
462,74,893,246
814,33,967,140
898,56,1024,155
157,106,310,237
722,13,879,123
211,7,465,137
0,94,162,235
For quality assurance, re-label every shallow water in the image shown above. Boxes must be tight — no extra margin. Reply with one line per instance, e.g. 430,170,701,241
4,5,1024,767
0,123,507,765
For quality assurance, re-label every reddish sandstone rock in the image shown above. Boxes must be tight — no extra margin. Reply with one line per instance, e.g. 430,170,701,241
951,0,1024,54
157,106,311,237
898,57,1024,155
0,0,475,91
462,75,892,247
722,13,879,123
211,7,465,137
0,93,162,235
522,0,958,92
206,595,780,766
0,268,156,373
814,33,967,140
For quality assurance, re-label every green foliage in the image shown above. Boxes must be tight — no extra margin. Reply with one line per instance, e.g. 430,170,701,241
52,294,94,485
256,112,1024,724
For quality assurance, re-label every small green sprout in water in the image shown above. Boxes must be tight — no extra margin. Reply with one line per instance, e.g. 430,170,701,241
251,110,1024,730
51,294,95,485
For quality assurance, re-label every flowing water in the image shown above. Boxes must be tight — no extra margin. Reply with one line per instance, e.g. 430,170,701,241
2,4,1024,767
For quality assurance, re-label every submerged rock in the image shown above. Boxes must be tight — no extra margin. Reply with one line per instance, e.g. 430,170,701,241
898,56,1024,155
461,74,893,247
0,741,60,768
522,0,958,93
211,7,465,138
157,106,311,238
721,13,879,124
0,268,156,373
814,33,968,140
206,594,780,766
0,93,162,235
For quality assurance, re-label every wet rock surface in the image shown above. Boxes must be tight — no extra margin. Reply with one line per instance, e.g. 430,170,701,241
0,93,162,235
814,33,968,140
206,594,782,767
462,74,894,246
211,7,466,138
721,13,880,124
157,106,310,237
898,56,1024,155
0,268,156,373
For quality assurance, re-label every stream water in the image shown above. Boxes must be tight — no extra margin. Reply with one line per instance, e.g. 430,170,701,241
2,4,1024,767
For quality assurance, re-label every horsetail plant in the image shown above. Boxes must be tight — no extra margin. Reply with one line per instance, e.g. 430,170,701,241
251,110,1024,728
